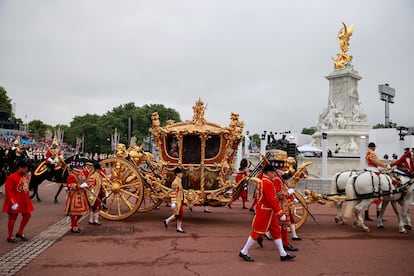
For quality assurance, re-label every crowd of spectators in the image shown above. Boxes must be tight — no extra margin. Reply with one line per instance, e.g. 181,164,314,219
0,132,110,163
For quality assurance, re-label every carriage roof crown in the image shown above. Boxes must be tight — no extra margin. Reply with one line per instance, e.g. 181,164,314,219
150,98,244,168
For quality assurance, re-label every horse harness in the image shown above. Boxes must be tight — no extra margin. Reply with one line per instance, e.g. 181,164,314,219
335,170,360,194
350,171,409,201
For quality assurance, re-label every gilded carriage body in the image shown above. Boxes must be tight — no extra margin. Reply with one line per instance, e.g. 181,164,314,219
149,99,244,207
98,99,245,220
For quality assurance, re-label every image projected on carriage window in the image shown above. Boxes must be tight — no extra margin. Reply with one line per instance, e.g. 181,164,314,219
183,135,201,163
205,135,220,159
167,135,179,158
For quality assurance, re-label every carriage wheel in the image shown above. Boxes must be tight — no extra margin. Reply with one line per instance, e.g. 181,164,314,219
137,186,163,213
135,162,163,212
99,157,144,220
291,191,309,230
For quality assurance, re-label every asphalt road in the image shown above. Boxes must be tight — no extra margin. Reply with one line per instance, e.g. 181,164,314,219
1,181,413,276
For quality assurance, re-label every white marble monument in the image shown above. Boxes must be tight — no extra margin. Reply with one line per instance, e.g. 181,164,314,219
312,23,369,155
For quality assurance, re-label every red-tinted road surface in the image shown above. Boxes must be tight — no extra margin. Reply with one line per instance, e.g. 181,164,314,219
1,181,413,276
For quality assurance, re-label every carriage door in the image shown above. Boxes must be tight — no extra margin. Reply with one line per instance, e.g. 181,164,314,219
182,135,201,164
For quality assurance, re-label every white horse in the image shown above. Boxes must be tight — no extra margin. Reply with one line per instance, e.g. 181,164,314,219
330,170,360,224
377,169,413,231
344,169,414,233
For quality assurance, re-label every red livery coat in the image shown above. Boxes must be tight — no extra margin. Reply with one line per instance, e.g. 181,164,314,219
2,171,34,214
64,170,89,216
235,170,248,199
273,172,293,225
251,175,283,237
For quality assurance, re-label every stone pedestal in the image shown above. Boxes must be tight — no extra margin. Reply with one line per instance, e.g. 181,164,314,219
313,65,369,156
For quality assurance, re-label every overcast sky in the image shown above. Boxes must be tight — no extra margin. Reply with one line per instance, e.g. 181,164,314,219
0,0,413,136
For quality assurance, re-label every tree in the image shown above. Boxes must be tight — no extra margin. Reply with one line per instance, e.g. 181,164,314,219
63,103,181,153
301,127,316,135
251,133,261,149
372,123,397,129
135,104,181,142
0,86,13,118
65,114,107,152
29,120,53,137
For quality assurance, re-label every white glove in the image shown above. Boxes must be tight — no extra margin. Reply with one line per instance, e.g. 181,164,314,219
386,165,391,169
80,183,88,189
170,203,176,209
293,198,299,204
287,188,295,195
11,203,19,210
280,214,286,221
47,158,55,164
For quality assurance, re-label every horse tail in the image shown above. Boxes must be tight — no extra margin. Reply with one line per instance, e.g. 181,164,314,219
331,172,341,194
344,175,358,218
328,172,341,208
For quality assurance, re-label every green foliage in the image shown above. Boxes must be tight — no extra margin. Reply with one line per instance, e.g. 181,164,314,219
66,114,109,152
28,120,53,137
251,133,261,148
301,127,316,135
2,87,178,153
0,86,13,117
372,123,397,129
63,103,181,153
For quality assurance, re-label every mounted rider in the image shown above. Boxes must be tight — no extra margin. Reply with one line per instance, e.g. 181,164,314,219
364,142,391,221
45,139,64,172
11,138,24,159
8,138,28,171
365,142,389,174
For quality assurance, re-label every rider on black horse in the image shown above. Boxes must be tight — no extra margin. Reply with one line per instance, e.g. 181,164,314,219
45,139,65,176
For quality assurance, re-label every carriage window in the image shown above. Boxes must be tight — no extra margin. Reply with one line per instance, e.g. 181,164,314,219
205,135,221,159
183,135,201,163
166,135,179,158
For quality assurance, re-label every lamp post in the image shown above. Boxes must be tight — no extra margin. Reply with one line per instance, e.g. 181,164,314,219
236,130,247,168
322,132,328,179
397,126,408,156
260,131,267,154
359,135,367,170
244,130,250,157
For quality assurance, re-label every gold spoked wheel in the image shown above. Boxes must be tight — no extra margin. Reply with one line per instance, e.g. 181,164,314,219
291,191,308,230
136,162,164,212
99,157,144,220
137,186,163,213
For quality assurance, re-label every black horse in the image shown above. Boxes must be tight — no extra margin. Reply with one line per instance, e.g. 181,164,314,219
1,146,34,187
0,146,8,186
29,154,91,203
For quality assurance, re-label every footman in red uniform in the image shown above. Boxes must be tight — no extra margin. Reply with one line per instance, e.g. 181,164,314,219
238,164,296,262
2,161,34,243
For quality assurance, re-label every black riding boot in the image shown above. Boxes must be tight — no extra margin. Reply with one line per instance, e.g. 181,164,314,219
365,210,373,221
